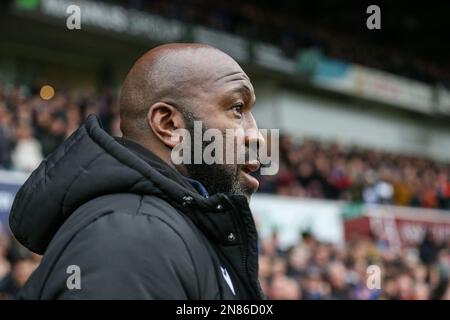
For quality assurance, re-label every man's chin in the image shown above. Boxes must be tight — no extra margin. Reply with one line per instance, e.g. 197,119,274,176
239,171,259,200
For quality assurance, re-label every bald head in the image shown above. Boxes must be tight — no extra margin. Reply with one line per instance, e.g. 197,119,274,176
119,43,246,137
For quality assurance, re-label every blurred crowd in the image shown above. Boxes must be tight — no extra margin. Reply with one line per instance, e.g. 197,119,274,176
0,231,41,299
124,0,450,87
258,135,450,210
0,82,120,172
259,231,450,300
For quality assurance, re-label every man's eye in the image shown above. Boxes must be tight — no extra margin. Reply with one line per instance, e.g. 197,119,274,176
231,104,244,117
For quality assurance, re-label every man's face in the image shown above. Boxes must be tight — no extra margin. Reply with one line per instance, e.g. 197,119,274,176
182,63,263,199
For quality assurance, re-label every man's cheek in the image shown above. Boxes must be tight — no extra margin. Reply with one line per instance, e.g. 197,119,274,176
223,128,246,165
228,163,240,177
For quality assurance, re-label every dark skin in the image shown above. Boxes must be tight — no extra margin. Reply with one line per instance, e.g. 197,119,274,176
120,43,264,199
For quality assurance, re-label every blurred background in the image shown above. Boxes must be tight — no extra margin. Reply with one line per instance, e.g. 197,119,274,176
1,0,450,300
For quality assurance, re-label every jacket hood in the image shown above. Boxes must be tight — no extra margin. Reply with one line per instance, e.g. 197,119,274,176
9,114,221,254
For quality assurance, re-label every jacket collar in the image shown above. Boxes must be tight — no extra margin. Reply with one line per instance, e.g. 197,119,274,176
115,137,210,198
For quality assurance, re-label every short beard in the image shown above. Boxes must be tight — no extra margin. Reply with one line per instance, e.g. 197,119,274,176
180,109,250,197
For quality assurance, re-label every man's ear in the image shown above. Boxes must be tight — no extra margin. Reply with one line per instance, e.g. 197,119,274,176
146,102,185,149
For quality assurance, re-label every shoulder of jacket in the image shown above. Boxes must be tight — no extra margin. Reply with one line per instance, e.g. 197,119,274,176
44,193,222,299
75,193,197,240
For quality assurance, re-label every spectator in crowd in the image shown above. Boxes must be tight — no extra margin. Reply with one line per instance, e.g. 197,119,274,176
0,231,41,300
419,230,440,266
267,274,302,300
0,235,12,299
0,101,14,168
11,124,43,172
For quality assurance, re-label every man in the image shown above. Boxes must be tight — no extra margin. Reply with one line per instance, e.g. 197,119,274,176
9,44,265,299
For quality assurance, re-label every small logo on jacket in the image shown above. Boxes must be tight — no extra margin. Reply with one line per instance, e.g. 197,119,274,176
220,266,235,295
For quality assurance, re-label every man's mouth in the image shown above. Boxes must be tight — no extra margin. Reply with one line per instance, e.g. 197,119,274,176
240,161,261,191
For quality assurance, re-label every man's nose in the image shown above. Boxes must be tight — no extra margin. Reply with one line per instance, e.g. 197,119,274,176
244,113,265,152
